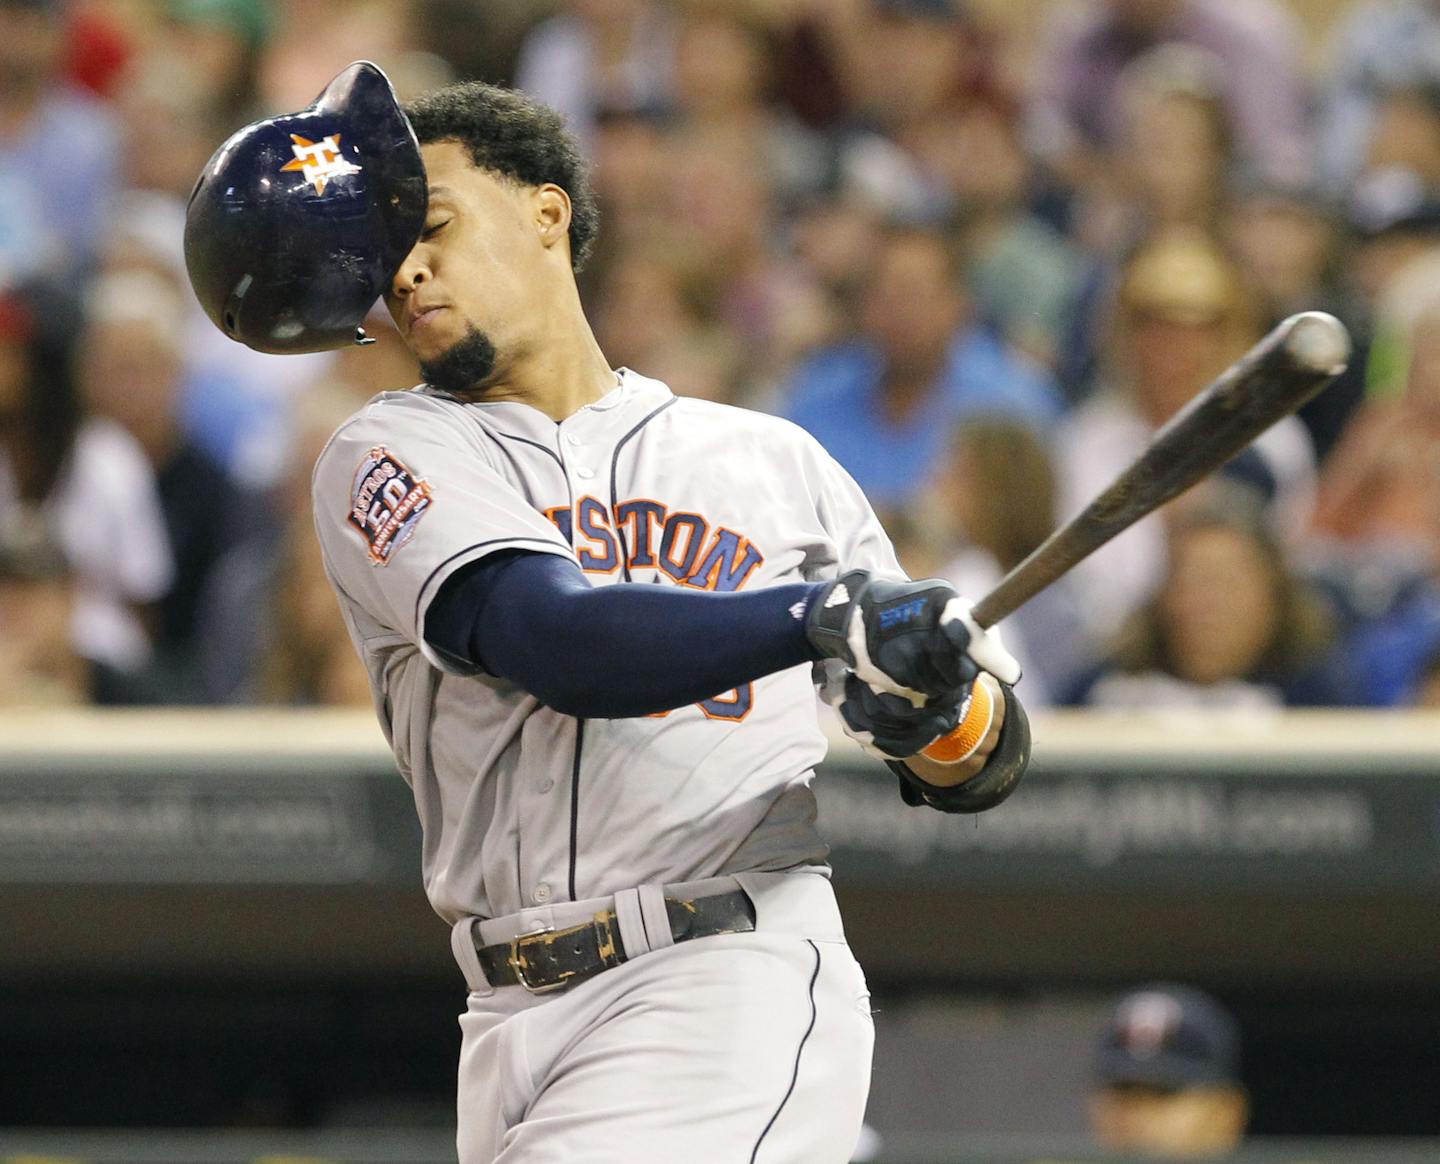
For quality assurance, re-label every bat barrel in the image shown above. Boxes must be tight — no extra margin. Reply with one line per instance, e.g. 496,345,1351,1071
968,312,1351,630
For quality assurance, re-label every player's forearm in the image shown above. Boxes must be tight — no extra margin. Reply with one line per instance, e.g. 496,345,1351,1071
426,551,824,718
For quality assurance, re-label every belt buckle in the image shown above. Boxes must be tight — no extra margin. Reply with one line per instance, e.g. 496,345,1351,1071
509,923,570,994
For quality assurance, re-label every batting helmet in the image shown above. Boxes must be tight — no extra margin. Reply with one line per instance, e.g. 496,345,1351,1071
184,61,427,354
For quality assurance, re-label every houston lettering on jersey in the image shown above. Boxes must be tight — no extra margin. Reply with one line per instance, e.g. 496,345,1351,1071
541,496,764,721
543,496,764,592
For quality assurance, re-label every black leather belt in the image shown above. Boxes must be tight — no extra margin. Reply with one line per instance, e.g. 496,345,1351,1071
475,889,756,993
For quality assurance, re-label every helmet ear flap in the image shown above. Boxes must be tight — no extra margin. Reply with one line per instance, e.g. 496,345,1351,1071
184,61,427,355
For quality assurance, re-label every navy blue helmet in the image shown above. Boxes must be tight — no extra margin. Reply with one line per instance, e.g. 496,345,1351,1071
184,61,427,354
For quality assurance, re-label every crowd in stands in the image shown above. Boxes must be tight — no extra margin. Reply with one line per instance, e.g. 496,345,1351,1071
3,0,1440,712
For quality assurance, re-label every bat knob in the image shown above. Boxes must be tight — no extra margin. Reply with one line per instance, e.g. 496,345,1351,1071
1284,311,1351,377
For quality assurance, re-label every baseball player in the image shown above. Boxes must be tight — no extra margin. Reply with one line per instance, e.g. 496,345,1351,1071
185,64,1033,1164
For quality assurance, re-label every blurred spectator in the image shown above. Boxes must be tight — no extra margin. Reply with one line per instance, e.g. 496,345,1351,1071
844,0,988,136
932,418,1089,706
902,96,1083,369
591,243,745,404
1315,250,1440,564
514,0,678,156
98,190,335,489
789,196,883,307
0,507,86,706
1309,241,1440,700
162,0,272,128
1028,0,1307,199
62,0,136,99
1228,178,1341,324
1116,45,1232,236
261,383,374,707
114,41,225,201
1318,0,1440,191
586,109,669,259
1090,984,1248,1159
1224,175,1363,460
834,0,990,222
1364,84,1440,190
663,129,819,387
1056,45,1247,393
1055,228,1316,636
1074,489,1349,709
413,0,536,88
781,225,1060,512
78,270,271,703
1345,166,1440,316
0,285,172,689
1414,648,1440,707
1064,42,1241,263
0,0,119,285
669,6,829,207
1348,579,1440,707
259,0,421,115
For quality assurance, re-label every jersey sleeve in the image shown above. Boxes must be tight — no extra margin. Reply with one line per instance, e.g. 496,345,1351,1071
798,435,908,699
807,442,907,582
311,404,576,673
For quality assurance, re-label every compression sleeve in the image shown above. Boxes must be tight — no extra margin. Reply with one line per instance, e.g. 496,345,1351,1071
425,550,825,718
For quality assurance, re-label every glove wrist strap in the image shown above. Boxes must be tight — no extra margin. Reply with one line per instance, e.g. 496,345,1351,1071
804,569,869,661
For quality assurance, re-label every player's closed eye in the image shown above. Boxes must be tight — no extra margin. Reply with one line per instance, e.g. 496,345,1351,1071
422,219,451,240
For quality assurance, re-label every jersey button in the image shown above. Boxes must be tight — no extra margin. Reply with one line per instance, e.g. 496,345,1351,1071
565,435,581,447
538,778,554,793
531,883,553,905
576,468,595,479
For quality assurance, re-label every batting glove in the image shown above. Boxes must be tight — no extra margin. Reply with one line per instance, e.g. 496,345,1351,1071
829,672,968,760
805,569,1021,707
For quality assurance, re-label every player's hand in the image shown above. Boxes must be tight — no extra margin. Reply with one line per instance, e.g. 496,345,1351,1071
906,673,1008,786
805,570,1021,705
830,672,967,760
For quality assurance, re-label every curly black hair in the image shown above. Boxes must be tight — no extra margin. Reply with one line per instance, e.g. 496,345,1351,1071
405,83,599,272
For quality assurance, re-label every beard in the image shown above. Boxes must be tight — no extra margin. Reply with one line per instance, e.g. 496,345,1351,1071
419,325,499,397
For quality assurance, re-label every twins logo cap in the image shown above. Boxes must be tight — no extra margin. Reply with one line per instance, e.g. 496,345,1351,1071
1095,983,1242,1089
184,61,428,354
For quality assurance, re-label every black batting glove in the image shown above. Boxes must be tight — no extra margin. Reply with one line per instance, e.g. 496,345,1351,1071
834,673,967,760
806,569,1018,704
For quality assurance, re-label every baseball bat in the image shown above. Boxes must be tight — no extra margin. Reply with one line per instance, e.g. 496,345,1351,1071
968,310,1351,630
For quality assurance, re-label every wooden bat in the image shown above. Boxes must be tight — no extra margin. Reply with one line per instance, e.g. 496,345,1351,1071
969,311,1352,630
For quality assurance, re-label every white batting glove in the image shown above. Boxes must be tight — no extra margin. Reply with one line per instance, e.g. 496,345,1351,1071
940,598,1022,687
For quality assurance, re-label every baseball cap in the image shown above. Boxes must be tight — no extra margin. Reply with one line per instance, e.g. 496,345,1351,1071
1119,229,1245,325
1095,984,1241,1089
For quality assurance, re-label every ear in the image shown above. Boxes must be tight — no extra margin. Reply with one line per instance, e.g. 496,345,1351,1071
535,184,573,255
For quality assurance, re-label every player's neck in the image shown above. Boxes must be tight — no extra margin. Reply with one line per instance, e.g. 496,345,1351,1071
480,325,617,422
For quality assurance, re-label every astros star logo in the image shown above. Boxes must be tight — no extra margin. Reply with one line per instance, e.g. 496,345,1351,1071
281,133,361,195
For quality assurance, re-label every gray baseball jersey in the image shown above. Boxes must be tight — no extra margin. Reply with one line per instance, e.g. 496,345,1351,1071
312,368,901,924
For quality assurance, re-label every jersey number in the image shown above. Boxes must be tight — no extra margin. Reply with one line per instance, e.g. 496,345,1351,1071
649,683,754,722
698,684,753,721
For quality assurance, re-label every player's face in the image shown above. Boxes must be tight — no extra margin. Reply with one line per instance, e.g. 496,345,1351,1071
386,141,571,391
1090,1083,1246,1157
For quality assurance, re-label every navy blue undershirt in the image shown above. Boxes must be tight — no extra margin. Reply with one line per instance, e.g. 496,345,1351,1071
425,550,825,718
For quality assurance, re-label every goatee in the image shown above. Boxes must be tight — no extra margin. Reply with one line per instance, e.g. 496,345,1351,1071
419,326,499,397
